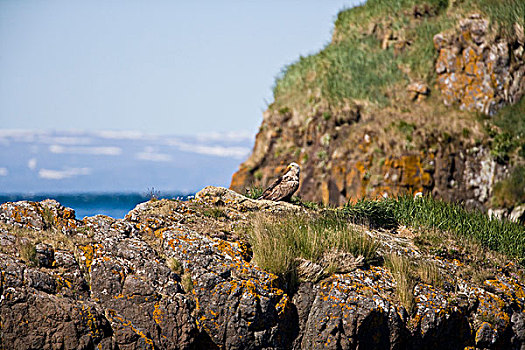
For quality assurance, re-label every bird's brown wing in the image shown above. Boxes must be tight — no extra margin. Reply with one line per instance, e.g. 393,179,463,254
269,180,298,201
259,178,298,201
258,176,283,200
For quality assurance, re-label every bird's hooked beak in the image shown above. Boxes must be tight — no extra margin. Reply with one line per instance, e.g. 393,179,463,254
286,163,299,172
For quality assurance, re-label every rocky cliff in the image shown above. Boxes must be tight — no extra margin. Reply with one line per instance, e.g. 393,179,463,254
230,0,525,213
1,190,525,349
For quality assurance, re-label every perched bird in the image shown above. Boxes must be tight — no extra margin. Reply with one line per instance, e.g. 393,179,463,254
258,162,300,201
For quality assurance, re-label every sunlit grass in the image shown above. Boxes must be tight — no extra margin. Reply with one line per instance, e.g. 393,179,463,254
344,195,525,262
245,211,379,288
272,0,523,110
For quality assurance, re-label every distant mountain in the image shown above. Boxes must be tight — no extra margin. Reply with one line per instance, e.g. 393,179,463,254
0,129,253,194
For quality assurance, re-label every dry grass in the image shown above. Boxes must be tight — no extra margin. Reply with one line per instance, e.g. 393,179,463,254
19,241,38,266
416,260,444,288
167,257,183,275
385,253,417,312
245,211,379,288
181,271,194,293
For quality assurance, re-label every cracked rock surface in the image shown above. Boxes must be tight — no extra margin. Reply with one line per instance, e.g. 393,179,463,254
1,187,525,349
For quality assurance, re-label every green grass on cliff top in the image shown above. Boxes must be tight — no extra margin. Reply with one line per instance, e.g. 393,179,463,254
272,0,524,109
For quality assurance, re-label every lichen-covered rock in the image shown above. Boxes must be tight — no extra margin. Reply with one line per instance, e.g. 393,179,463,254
435,14,525,115
0,199,79,233
2,189,525,349
126,194,297,349
407,81,430,102
295,268,406,349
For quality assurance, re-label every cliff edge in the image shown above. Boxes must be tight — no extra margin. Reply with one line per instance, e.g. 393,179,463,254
230,0,525,214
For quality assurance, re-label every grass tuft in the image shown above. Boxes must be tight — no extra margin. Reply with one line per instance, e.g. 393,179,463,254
167,257,183,275
246,211,379,289
343,199,398,229
385,253,417,312
203,207,228,219
416,260,444,288
181,272,194,293
391,195,525,262
244,186,264,199
19,241,38,266
344,195,525,262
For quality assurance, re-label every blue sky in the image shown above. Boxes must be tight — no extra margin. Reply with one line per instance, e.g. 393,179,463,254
0,1,362,136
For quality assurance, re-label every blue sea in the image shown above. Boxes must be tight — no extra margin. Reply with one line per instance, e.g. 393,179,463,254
0,193,191,219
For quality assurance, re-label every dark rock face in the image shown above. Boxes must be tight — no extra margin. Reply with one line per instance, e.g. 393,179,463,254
1,189,525,349
0,200,198,349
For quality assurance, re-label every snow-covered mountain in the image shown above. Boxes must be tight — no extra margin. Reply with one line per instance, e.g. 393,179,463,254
0,129,253,193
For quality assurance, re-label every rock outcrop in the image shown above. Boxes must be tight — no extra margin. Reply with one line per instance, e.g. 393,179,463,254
435,15,525,115
1,190,525,349
230,8,524,211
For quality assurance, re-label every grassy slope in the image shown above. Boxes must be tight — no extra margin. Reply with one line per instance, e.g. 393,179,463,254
268,0,525,206
345,195,525,261
273,0,524,108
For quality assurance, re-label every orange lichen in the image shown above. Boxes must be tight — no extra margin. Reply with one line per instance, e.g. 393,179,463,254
153,302,163,325
105,309,155,348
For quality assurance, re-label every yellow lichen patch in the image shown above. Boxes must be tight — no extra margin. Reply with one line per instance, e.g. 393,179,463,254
80,304,104,339
79,243,103,270
275,294,291,318
237,240,252,262
381,154,432,196
153,302,163,325
154,227,168,239
316,267,398,323
475,322,494,345
475,287,510,329
105,309,155,348
345,160,372,201
55,275,73,292
485,277,525,309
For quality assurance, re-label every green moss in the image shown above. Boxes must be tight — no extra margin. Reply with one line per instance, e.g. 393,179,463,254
490,97,525,161
492,166,525,208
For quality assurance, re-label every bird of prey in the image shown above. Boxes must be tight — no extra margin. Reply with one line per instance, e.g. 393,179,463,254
258,162,300,201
